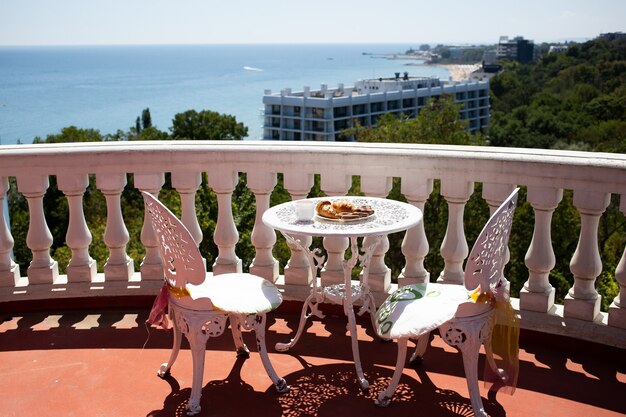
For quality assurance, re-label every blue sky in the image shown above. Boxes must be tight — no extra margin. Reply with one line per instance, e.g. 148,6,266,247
1,0,624,45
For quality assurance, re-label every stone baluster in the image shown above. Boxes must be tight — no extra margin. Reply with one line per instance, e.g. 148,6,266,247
248,171,279,281
565,190,610,321
96,173,134,281
208,168,242,274
320,172,351,286
0,177,22,287
172,171,206,270
483,183,516,285
16,174,60,284
438,180,474,284
609,194,626,329
283,172,314,285
134,173,165,281
398,177,433,287
520,186,562,312
360,175,392,293
57,173,97,282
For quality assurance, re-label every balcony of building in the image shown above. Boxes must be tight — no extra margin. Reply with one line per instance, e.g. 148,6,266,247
0,140,625,416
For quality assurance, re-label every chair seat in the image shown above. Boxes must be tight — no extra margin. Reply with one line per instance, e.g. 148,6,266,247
375,282,492,340
170,273,282,315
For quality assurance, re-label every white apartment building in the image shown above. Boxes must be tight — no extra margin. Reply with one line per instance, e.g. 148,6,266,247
262,73,490,141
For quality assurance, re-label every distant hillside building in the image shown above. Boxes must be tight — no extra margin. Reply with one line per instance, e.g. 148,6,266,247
262,74,490,141
598,32,626,41
548,45,569,54
497,36,534,64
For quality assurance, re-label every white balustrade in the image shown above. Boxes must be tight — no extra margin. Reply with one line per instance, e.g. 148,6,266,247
566,190,611,321
134,173,165,281
283,171,314,285
57,173,97,282
438,179,474,284
0,177,21,287
96,173,134,281
398,177,433,286
520,186,562,312
0,141,625,348
360,175,392,292
172,171,205,269
208,167,242,274
16,174,60,284
319,171,351,286
247,171,279,281
608,195,626,329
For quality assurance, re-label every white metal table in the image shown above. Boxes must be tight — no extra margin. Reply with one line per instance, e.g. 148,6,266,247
262,196,422,390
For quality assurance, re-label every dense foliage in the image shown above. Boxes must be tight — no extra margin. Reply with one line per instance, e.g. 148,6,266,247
489,37,626,151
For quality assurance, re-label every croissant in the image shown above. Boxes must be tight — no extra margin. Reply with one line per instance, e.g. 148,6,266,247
315,200,337,219
315,200,375,220
331,200,356,213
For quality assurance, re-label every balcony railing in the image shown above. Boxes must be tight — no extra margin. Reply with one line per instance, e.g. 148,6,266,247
1,141,625,348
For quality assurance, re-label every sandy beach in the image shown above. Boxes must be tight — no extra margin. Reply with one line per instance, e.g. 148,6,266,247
437,63,482,81
405,62,482,81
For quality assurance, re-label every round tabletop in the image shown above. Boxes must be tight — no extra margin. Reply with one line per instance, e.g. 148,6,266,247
262,196,422,238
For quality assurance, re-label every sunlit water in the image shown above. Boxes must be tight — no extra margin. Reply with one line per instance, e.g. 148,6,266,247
0,44,449,144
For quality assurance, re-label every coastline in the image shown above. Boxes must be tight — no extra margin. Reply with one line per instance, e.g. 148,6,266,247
406,62,482,81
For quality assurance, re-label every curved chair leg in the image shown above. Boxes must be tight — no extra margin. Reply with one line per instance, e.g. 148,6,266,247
455,325,488,417
484,338,508,382
246,314,289,393
186,334,206,416
346,303,369,390
376,337,408,407
158,308,182,378
229,314,250,358
409,331,430,366
275,291,324,352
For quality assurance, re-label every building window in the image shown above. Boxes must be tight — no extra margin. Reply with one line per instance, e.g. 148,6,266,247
312,108,325,118
294,106,301,116
333,106,349,118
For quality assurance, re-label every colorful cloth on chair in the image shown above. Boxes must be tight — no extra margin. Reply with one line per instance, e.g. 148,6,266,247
484,284,520,394
147,284,170,330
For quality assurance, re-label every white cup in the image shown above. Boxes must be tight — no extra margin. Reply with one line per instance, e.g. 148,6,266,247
294,200,315,221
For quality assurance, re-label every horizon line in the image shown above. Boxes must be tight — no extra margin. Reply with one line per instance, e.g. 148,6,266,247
0,37,594,48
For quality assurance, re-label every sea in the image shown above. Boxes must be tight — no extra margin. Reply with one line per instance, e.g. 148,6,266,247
0,44,449,144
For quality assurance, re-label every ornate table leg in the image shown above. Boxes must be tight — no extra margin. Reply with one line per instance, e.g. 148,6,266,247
344,235,383,390
275,232,326,352
356,236,383,334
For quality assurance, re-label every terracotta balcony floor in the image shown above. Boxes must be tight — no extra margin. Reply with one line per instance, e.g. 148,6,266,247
1,300,624,417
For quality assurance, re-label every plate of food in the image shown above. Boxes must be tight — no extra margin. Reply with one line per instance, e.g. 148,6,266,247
314,200,375,222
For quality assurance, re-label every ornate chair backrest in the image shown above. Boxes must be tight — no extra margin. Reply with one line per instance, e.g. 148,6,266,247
142,191,206,287
464,188,519,293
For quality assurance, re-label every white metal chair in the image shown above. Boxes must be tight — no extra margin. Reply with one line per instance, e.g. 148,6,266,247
142,191,289,416
375,188,520,417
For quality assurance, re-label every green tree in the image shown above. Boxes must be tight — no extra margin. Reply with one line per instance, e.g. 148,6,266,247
171,110,248,140
33,126,104,143
345,95,484,146
141,108,152,130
